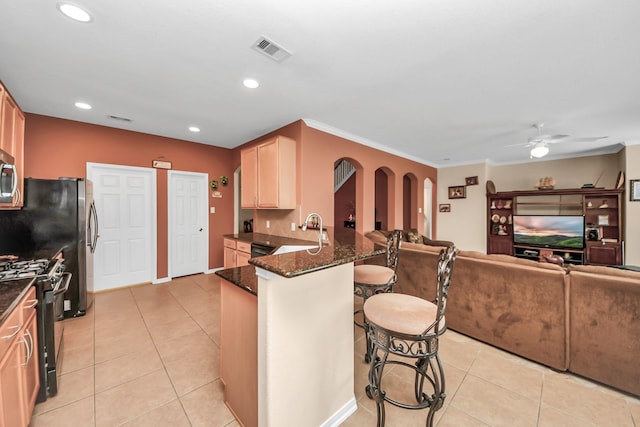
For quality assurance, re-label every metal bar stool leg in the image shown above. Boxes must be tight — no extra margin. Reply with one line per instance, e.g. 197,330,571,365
366,339,389,427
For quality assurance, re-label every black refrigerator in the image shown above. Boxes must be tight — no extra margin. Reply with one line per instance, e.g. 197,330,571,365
0,178,98,318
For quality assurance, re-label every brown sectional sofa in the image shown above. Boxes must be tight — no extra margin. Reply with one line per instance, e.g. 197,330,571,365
567,264,640,397
364,230,640,397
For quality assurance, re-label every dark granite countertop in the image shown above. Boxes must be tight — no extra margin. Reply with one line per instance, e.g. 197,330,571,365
0,277,36,324
216,265,259,296
217,228,383,292
249,228,383,277
223,232,317,249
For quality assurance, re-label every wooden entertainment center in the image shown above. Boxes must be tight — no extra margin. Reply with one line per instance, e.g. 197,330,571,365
487,187,623,265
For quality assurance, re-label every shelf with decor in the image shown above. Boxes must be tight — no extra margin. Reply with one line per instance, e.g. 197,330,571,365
486,194,514,255
487,188,623,265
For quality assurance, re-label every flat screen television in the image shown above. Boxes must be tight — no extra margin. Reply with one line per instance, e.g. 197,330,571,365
513,215,585,249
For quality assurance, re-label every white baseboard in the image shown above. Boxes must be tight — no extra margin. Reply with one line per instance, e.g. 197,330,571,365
152,277,171,284
320,396,358,427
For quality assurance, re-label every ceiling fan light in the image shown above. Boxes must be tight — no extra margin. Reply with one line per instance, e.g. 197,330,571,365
530,144,549,158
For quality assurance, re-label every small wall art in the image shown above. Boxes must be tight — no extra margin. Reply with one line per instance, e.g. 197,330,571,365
631,179,640,201
448,185,466,199
439,203,451,213
465,176,478,186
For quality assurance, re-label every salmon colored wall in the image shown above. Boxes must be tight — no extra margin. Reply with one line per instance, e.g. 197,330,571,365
298,122,437,235
23,114,236,278
230,120,437,237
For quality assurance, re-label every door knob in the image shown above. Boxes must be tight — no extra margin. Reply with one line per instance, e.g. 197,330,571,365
199,228,203,232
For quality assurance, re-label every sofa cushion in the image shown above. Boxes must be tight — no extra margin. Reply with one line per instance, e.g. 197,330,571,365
445,252,569,370
568,264,640,280
568,269,640,396
406,230,422,243
401,241,444,254
457,250,566,272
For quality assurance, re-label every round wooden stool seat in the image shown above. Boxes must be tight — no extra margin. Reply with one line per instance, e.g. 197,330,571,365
364,293,442,336
354,264,395,286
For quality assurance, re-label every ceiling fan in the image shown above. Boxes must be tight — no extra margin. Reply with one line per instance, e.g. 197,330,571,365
508,123,608,158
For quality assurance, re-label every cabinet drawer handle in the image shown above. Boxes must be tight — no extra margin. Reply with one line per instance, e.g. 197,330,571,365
21,336,29,366
2,324,22,340
26,329,34,360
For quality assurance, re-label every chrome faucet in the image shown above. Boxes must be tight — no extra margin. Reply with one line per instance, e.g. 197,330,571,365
302,212,324,250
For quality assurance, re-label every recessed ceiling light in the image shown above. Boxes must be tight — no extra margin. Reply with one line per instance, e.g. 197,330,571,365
189,126,200,133
243,79,259,89
74,101,92,110
57,2,92,23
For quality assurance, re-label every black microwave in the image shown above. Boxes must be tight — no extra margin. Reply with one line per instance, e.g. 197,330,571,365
0,149,17,203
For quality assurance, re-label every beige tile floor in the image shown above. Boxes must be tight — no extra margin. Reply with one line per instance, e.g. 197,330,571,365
29,274,640,426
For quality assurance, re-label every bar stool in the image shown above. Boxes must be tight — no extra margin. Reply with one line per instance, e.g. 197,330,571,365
354,230,403,362
363,244,456,427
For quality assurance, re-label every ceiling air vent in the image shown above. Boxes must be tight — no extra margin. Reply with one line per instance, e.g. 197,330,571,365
108,114,132,122
251,36,291,62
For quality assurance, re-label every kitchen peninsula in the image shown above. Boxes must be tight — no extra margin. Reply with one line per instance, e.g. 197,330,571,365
216,228,384,427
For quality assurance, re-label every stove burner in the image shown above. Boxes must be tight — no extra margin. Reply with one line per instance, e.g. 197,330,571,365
0,258,50,282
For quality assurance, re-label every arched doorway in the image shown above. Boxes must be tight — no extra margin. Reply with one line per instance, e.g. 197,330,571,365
334,159,356,229
375,168,390,231
403,173,418,231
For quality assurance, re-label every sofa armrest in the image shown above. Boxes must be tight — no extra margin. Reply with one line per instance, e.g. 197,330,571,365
568,270,640,396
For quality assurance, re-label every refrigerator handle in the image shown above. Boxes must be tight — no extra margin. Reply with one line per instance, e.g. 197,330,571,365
87,202,93,249
88,201,99,253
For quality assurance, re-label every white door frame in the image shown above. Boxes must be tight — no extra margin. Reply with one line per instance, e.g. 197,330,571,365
424,178,433,238
86,162,158,286
167,170,209,278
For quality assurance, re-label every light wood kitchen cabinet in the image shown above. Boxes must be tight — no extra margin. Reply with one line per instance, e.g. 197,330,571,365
220,278,257,427
236,241,251,267
223,238,237,269
0,80,26,209
223,238,251,268
241,136,296,209
0,286,39,427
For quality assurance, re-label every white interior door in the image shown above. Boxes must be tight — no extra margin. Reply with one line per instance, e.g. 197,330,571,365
87,163,156,291
169,171,208,278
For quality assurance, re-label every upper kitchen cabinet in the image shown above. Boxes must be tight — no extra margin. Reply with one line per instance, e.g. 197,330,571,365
241,136,296,209
0,81,25,209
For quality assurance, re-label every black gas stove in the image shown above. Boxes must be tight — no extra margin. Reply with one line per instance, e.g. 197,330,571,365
0,250,68,402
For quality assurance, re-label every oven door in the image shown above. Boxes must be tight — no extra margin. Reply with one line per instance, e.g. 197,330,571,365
251,242,276,258
53,272,72,321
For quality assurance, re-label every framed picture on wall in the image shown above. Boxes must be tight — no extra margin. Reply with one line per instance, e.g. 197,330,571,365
631,179,640,201
448,185,466,199
465,176,479,186
439,203,451,212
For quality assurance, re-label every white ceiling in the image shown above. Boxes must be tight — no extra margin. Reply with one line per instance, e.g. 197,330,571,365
1,0,639,167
